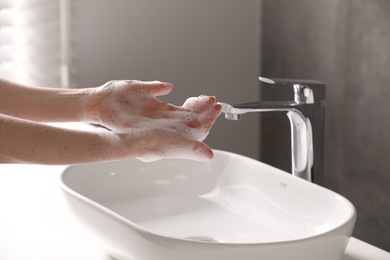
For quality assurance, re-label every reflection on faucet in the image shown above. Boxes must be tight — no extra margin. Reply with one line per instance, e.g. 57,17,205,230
219,77,326,184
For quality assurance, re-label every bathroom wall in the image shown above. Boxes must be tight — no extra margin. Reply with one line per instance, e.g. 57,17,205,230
70,0,262,159
261,0,390,250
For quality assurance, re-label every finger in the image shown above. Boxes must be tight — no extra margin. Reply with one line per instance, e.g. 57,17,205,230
137,130,214,161
163,102,191,112
161,109,201,128
165,138,214,161
185,118,201,128
139,142,213,162
182,95,216,114
203,103,222,130
209,103,223,122
190,141,214,161
141,81,174,97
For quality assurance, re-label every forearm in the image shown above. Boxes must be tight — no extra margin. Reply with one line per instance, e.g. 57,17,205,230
0,112,214,164
0,113,121,164
0,79,220,164
0,78,91,122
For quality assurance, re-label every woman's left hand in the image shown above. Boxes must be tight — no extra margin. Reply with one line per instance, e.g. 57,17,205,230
84,80,221,141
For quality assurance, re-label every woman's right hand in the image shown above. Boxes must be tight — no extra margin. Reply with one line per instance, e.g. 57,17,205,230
111,127,214,162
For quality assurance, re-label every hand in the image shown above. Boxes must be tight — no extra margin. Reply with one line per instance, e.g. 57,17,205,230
113,128,215,162
85,80,221,141
85,80,221,162
181,95,221,141
85,80,183,127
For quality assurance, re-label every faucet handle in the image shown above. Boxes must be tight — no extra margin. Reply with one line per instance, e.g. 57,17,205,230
259,77,326,104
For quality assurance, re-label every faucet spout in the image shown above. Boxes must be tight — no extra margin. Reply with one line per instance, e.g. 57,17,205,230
219,77,325,184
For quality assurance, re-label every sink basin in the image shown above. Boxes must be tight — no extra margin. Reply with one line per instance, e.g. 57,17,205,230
59,150,356,260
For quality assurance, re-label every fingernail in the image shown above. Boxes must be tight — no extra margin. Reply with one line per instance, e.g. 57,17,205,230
209,96,216,103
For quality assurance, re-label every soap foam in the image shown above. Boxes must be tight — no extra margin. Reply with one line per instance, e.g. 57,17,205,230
137,140,211,162
106,95,218,161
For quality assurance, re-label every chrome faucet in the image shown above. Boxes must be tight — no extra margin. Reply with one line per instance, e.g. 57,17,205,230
219,77,326,184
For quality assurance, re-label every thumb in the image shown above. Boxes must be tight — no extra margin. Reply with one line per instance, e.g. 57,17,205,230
142,81,174,97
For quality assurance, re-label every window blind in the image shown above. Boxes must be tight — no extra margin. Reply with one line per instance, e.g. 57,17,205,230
0,0,69,87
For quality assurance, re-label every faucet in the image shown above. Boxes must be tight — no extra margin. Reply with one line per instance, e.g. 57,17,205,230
219,77,326,184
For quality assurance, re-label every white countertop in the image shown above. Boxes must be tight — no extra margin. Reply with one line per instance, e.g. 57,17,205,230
0,164,389,260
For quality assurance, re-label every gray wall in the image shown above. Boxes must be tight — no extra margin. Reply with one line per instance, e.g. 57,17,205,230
262,0,390,250
70,0,261,159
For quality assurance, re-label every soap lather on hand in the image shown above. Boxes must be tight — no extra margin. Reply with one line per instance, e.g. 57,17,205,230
0,78,222,164
84,80,222,162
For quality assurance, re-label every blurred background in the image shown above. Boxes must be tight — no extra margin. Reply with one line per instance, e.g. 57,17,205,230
0,0,388,251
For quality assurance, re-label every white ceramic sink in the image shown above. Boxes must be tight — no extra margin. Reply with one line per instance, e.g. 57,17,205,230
59,150,356,260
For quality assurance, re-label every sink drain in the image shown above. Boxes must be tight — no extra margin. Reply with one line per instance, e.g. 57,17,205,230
184,236,222,243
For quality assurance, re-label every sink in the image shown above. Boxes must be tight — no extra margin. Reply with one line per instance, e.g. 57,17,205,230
59,150,356,260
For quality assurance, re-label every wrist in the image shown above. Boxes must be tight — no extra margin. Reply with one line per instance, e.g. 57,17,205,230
77,87,101,124
102,129,143,161
46,87,93,123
